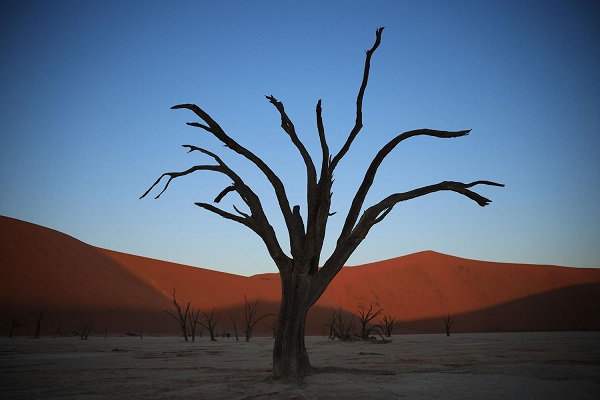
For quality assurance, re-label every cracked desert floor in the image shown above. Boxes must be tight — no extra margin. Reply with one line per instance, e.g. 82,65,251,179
1,332,599,399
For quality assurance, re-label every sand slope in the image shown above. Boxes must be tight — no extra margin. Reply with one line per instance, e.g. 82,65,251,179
1,216,599,336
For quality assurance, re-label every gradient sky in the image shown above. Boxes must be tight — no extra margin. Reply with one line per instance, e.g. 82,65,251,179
1,1,599,276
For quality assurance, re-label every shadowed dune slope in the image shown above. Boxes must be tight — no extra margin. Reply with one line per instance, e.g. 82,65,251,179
1,216,599,336
322,252,600,323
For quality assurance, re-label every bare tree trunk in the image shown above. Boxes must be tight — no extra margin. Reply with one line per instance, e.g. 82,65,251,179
243,295,272,342
272,271,314,379
31,311,43,339
230,317,239,341
165,288,190,342
443,313,455,336
81,322,93,340
198,307,220,341
9,316,21,338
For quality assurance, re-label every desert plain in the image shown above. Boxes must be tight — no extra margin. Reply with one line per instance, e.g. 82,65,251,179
1,331,599,399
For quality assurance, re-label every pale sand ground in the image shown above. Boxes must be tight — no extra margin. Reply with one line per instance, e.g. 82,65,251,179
1,332,599,399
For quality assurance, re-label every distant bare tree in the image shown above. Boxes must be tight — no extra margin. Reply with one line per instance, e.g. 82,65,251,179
198,307,221,341
31,311,43,339
381,314,398,337
164,288,190,341
357,303,383,340
230,317,239,341
443,313,456,336
8,316,22,338
141,27,503,379
329,307,356,340
243,295,273,342
267,315,278,338
81,322,93,340
188,307,201,341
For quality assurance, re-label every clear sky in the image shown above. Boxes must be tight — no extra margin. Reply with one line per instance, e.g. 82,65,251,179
1,1,599,276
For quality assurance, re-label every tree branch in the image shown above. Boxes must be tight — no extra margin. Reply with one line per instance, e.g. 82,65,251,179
266,95,318,199
214,185,236,203
316,179,504,298
140,164,222,200
142,145,290,266
316,99,329,174
330,27,384,171
356,179,504,240
172,103,300,260
195,202,253,228
338,128,471,241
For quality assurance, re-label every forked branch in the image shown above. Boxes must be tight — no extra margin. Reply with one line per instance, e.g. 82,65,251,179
266,95,317,198
339,128,472,240
171,103,298,255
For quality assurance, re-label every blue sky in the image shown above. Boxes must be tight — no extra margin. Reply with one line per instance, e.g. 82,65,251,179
1,1,599,276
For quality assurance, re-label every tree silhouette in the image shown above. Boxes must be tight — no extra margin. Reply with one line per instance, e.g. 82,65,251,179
242,295,272,342
197,307,221,341
443,313,456,336
164,288,190,342
31,311,43,339
328,307,356,340
357,303,383,340
8,315,22,338
381,314,398,337
188,307,202,342
142,27,503,380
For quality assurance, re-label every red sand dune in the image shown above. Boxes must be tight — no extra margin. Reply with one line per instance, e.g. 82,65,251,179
1,216,599,337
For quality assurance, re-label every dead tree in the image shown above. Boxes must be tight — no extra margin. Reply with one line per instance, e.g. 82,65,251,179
357,303,383,340
243,295,272,342
197,307,221,341
9,316,22,338
443,313,456,336
188,307,201,341
141,27,503,379
81,322,93,340
268,315,278,338
164,288,190,341
31,311,43,339
381,314,398,337
230,317,239,341
329,307,356,340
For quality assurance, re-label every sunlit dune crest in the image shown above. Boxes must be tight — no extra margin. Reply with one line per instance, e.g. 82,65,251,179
1,216,598,336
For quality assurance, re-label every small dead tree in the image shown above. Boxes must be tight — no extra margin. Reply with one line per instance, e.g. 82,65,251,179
443,313,456,336
81,322,93,340
330,307,356,340
198,307,221,341
188,307,201,341
243,295,273,342
381,314,398,337
268,315,278,338
230,317,239,341
164,288,190,341
357,303,383,340
31,311,43,339
9,316,22,338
